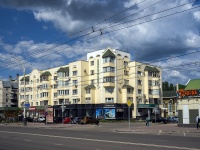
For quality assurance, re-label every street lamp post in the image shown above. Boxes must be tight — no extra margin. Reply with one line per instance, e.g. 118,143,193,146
12,55,27,126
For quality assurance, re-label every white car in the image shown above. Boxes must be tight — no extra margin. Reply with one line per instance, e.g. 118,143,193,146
38,117,45,123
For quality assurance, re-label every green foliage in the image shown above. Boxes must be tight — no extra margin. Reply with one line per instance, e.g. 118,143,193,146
162,81,176,91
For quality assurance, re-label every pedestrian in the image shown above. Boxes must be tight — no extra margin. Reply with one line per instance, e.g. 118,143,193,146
146,117,150,127
70,116,74,124
196,115,200,129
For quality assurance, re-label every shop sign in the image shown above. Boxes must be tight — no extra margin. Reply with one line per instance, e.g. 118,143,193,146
29,107,36,110
137,104,156,108
177,89,200,98
104,104,115,107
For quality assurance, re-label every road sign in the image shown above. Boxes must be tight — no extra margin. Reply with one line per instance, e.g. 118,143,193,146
24,103,30,108
127,100,132,107
45,112,48,116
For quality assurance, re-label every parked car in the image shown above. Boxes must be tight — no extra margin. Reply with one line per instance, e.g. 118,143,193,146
80,116,99,125
63,117,71,124
167,116,178,123
26,117,33,122
152,117,167,124
54,117,62,123
38,117,45,123
72,117,84,124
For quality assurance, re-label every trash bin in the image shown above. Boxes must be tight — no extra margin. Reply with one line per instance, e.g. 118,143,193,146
23,118,27,126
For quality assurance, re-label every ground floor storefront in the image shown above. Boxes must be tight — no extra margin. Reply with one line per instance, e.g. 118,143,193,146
53,103,133,123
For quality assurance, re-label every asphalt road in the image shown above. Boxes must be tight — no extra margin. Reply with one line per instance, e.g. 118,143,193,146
0,125,200,150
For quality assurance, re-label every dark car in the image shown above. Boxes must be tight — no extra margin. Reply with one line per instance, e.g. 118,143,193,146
26,117,33,122
167,116,178,123
152,117,167,124
80,116,99,125
72,117,84,124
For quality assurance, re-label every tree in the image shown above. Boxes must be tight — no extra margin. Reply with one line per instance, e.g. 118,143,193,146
162,81,175,91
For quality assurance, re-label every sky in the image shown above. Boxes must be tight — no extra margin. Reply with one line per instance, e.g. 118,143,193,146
0,0,200,86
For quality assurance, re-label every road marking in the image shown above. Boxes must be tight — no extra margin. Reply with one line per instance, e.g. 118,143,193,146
24,139,31,142
183,132,186,137
0,131,199,150
158,130,162,135
54,143,63,146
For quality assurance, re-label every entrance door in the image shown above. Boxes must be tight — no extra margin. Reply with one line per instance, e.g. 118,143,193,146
183,105,189,124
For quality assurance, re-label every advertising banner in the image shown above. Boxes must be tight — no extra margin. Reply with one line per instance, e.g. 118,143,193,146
46,107,53,123
104,109,115,119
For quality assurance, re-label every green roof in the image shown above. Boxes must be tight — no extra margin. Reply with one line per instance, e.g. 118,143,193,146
57,67,69,72
177,84,185,90
184,79,200,90
20,76,30,81
102,49,115,58
40,71,52,76
85,85,96,89
144,66,159,72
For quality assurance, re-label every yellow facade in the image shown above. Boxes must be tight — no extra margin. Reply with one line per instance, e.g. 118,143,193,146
18,47,162,119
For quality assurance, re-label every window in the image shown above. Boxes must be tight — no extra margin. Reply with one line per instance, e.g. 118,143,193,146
105,98,114,103
105,87,114,93
90,80,94,85
90,70,94,75
31,102,33,106
138,80,142,85
103,67,115,73
124,80,129,85
54,93,57,97
64,99,70,104
54,76,57,80
57,72,68,77
54,101,58,105
103,57,115,63
124,70,129,75
86,97,91,103
138,89,142,95
73,80,77,85
73,71,77,76
137,71,142,76
103,76,115,82
148,80,152,86
42,92,49,97
127,88,133,94
36,102,38,106
91,61,94,66
58,90,69,95
42,84,48,89
124,61,128,66
73,89,78,95
59,99,64,105
73,99,78,104
86,89,90,94
168,103,172,112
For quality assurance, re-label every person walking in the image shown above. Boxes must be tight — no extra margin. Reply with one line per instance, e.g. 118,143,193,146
196,115,199,129
146,117,150,127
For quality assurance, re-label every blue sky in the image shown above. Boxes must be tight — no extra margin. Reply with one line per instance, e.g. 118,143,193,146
0,0,200,85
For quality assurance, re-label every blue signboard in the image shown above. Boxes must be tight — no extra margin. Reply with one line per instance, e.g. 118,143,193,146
24,103,30,108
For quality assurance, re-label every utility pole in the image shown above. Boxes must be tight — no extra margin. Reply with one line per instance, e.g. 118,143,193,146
12,55,28,126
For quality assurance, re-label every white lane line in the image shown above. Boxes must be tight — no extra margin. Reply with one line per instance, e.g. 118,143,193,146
0,131,199,150
158,130,162,135
183,132,186,137
24,139,31,142
54,143,63,146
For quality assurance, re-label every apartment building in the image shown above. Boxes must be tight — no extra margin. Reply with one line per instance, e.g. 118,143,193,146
0,76,19,117
18,47,162,120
